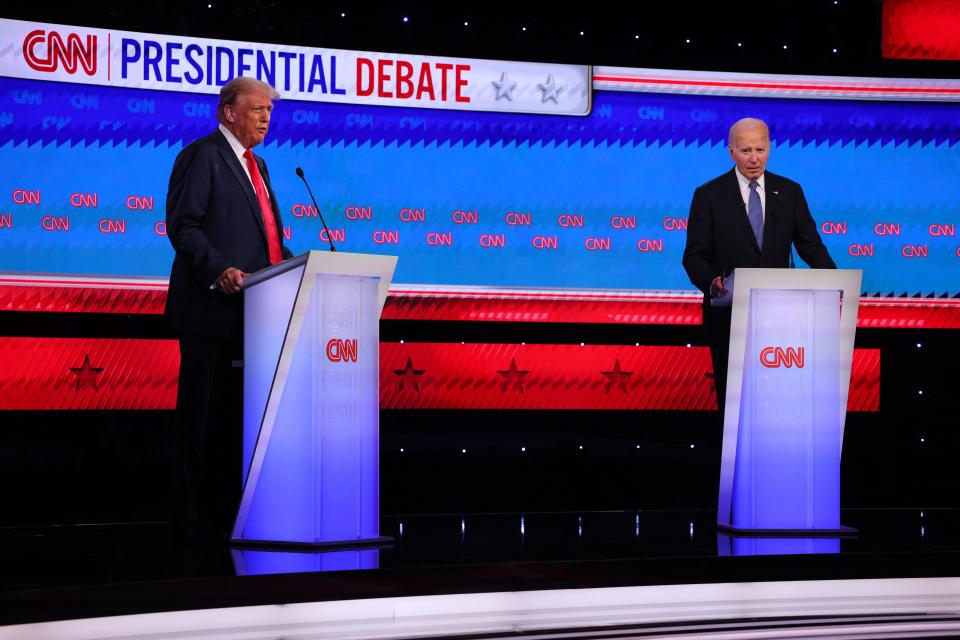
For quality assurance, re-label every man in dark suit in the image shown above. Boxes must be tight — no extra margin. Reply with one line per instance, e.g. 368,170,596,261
165,76,293,537
682,117,835,410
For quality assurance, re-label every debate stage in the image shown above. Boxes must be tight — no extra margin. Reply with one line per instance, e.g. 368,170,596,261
1,276,958,636
1,508,960,638
1,271,958,638
4,5,960,637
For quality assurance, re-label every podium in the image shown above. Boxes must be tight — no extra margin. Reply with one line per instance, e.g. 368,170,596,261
231,251,397,548
716,268,861,536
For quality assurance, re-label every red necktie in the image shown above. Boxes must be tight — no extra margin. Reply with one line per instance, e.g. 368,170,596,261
243,148,283,265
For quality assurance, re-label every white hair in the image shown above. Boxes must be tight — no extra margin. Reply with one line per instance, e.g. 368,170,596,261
728,117,769,146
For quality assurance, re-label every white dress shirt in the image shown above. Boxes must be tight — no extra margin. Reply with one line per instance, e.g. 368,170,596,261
218,123,258,189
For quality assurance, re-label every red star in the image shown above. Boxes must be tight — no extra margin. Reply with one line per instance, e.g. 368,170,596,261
497,357,529,392
393,356,425,392
69,354,105,392
601,359,633,393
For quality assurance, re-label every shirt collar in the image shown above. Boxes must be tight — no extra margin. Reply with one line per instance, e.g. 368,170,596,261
218,123,248,160
735,167,765,192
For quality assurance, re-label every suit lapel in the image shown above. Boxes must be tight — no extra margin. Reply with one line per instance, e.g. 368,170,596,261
722,169,761,254
212,130,269,245
761,172,780,256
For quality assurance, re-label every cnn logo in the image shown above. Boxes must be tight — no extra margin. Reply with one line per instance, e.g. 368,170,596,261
760,346,805,369
23,30,97,76
326,338,358,363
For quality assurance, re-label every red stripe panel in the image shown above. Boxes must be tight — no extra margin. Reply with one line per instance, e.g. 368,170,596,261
0,338,180,410
0,338,877,412
2,283,960,329
384,293,960,329
858,299,960,329
383,292,702,324
848,348,881,413
883,0,960,60
592,74,960,95
0,285,168,315
381,343,880,413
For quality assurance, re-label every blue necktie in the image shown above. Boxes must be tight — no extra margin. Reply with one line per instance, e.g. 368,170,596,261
748,181,763,248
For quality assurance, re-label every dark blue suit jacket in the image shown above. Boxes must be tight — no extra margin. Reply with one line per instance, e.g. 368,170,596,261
682,168,835,300
165,128,293,337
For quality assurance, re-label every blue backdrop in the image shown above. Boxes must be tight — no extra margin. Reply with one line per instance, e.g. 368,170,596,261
1,77,958,294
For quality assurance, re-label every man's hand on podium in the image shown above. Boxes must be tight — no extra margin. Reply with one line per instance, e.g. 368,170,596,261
215,267,248,294
709,275,729,299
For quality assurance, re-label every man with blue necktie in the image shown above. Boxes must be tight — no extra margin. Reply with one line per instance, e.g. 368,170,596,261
683,117,835,409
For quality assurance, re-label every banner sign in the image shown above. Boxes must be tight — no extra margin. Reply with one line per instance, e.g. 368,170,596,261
0,18,591,115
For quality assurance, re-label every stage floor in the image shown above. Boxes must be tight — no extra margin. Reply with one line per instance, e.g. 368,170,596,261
2,508,960,636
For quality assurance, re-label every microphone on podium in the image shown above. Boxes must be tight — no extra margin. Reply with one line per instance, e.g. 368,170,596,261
295,167,337,252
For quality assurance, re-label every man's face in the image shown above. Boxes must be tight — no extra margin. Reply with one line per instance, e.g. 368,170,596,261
729,126,769,181
224,90,273,149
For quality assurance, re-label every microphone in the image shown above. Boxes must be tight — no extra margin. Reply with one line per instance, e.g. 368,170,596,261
295,167,336,252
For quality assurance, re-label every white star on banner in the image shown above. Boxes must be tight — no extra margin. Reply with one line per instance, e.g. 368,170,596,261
537,75,564,103
492,72,518,101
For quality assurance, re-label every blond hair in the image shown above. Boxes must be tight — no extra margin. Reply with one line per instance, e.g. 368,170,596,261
216,77,279,123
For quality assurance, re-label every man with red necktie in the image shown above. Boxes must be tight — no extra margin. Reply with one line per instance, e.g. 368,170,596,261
165,77,293,538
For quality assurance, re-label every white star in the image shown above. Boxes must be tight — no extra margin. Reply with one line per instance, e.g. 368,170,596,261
537,74,564,103
491,72,518,101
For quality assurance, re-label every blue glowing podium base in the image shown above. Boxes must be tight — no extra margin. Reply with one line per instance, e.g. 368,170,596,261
716,268,861,536
231,251,397,549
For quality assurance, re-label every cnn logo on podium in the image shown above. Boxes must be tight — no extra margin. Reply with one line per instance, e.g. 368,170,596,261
326,338,358,363
759,346,805,369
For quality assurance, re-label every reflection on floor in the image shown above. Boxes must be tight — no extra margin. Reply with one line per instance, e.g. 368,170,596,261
0,508,958,632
